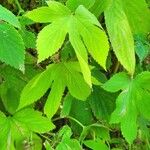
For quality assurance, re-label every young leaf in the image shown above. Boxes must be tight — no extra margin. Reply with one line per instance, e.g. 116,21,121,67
37,19,68,62
102,72,131,92
0,5,20,28
0,23,25,70
105,0,135,75
25,1,71,23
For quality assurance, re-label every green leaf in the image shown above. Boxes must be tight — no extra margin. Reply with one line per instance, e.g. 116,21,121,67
74,4,101,27
0,108,54,149
135,71,150,90
121,99,137,144
19,62,91,118
56,139,82,150
84,139,109,150
0,64,40,113
66,65,91,100
56,125,82,150
0,23,25,70
76,6,109,69
14,108,55,133
25,2,71,23
102,71,150,144
69,96,94,126
90,0,110,17
26,3,109,86
19,28,36,49
61,94,73,117
134,34,150,62
44,79,66,118
88,86,116,121
69,17,92,86
0,5,20,28
102,72,131,92
137,89,150,119
66,0,95,11
135,72,150,119
105,0,135,75
37,19,68,62
110,85,138,144
122,0,150,35
19,65,54,110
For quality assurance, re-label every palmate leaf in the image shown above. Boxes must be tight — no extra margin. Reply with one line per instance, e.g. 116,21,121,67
0,23,25,70
0,108,54,150
19,61,91,118
104,0,135,75
25,1,109,86
103,71,150,144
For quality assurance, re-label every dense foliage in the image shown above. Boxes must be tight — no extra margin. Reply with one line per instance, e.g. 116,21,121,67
0,0,150,149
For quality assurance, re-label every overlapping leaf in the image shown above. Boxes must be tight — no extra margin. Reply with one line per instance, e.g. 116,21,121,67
103,71,150,144
25,1,109,86
0,108,54,149
19,61,91,118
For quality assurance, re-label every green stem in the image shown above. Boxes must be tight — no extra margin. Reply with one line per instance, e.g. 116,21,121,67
52,116,84,128
113,61,120,73
67,116,85,128
146,138,150,149
14,0,24,15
